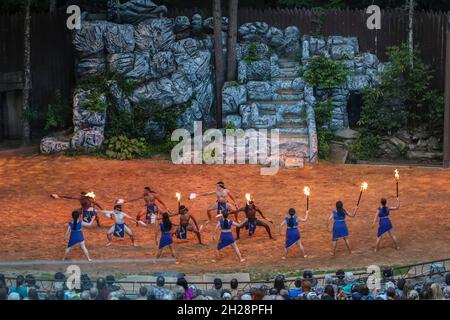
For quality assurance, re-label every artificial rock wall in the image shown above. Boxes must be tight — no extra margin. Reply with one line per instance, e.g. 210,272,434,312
41,0,383,165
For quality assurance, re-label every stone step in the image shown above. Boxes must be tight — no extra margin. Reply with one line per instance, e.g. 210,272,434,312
271,76,298,81
276,88,302,95
280,156,305,169
247,93,304,101
278,66,301,72
278,127,309,135
247,100,299,105
278,59,301,66
279,134,309,145
278,70,301,78
278,119,307,129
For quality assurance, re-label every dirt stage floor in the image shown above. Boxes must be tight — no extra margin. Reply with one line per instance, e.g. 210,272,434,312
0,155,449,276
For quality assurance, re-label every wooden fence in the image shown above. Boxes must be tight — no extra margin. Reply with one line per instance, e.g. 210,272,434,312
0,13,75,139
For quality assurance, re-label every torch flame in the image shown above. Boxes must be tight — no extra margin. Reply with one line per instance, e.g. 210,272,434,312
360,182,368,191
303,186,311,197
394,169,400,181
245,193,252,204
175,193,181,202
85,192,96,199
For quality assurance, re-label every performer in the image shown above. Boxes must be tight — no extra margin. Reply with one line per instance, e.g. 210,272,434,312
117,186,169,211
51,192,103,227
372,197,400,252
212,212,246,263
155,212,178,263
279,208,309,259
175,205,204,245
327,201,359,256
136,193,163,226
214,196,237,220
190,181,238,222
97,203,137,247
231,200,274,240
63,210,95,261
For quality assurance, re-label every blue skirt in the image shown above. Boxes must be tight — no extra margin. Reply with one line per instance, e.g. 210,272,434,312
159,232,173,249
113,224,125,238
68,230,84,248
377,218,393,237
177,225,187,240
333,221,349,241
286,228,301,248
218,232,234,250
247,220,257,236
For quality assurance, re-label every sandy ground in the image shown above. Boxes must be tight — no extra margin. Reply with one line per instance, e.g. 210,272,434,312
0,155,449,276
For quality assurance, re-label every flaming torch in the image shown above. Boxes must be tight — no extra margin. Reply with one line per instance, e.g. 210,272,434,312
357,182,368,206
176,193,181,212
85,192,96,199
245,193,252,205
303,186,311,210
394,169,400,197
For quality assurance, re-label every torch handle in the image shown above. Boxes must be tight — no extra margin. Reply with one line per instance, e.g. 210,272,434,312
357,191,363,206
396,181,399,198
306,196,310,211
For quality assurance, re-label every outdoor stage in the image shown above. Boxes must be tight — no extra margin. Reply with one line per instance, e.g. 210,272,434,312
0,155,449,275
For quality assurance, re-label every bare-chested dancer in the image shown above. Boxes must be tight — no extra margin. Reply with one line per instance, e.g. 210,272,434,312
175,205,204,244
51,192,103,227
231,200,274,240
190,181,238,223
135,193,163,226
97,203,137,247
117,187,169,212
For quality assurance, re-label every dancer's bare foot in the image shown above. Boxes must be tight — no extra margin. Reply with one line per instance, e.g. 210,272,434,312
395,246,400,250
211,259,216,263
106,242,112,247
240,258,246,263
281,256,287,260
303,254,308,258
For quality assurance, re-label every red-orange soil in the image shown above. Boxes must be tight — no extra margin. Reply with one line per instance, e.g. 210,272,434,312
0,155,449,275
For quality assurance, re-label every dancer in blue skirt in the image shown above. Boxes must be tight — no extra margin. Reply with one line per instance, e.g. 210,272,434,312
372,197,400,252
212,212,245,263
63,210,95,261
279,208,309,259
155,212,178,263
327,201,359,256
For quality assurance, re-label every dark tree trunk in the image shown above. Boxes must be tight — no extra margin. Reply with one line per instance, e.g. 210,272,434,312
22,0,32,144
213,0,225,128
226,0,239,81
49,0,57,14
407,0,414,67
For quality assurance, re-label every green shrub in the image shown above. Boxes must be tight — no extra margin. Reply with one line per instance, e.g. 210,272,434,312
314,98,335,159
349,130,382,161
45,92,71,132
354,43,444,159
244,42,260,64
104,135,150,160
304,55,348,90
